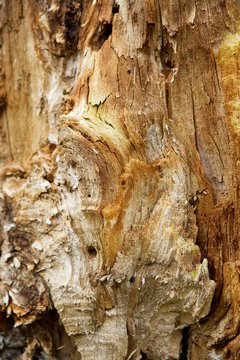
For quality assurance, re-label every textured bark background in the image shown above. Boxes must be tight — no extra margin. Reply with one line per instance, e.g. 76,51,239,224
0,1,240,359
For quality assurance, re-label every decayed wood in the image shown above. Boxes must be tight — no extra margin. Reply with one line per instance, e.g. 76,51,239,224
0,0,240,359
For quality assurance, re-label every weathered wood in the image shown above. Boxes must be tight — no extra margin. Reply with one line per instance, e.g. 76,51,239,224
0,1,240,359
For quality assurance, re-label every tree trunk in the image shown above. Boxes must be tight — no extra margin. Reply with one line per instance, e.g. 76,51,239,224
0,1,240,359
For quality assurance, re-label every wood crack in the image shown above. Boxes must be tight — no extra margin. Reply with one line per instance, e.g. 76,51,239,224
190,83,199,153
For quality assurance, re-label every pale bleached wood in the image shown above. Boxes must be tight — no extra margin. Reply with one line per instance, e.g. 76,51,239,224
0,1,240,359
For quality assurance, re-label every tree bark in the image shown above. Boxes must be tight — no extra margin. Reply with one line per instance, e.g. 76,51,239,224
0,1,240,359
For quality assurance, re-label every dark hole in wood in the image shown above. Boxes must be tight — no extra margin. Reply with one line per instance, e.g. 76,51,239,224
91,23,112,50
121,180,126,186
86,245,97,257
140,351,149,359
166,59,173,69
180,326,190,360
129,276,135,284
101,23,112,41
32,346,45,360
112,3,119,14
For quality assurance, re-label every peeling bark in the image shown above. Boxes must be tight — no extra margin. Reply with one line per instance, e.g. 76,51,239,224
0,1,240,359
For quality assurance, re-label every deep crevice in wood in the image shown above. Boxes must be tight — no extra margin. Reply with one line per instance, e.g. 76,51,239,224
180,326,190,360
112,2,119,14
90,23,113,51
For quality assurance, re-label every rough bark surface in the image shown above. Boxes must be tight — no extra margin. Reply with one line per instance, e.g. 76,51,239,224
0,1,240,359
